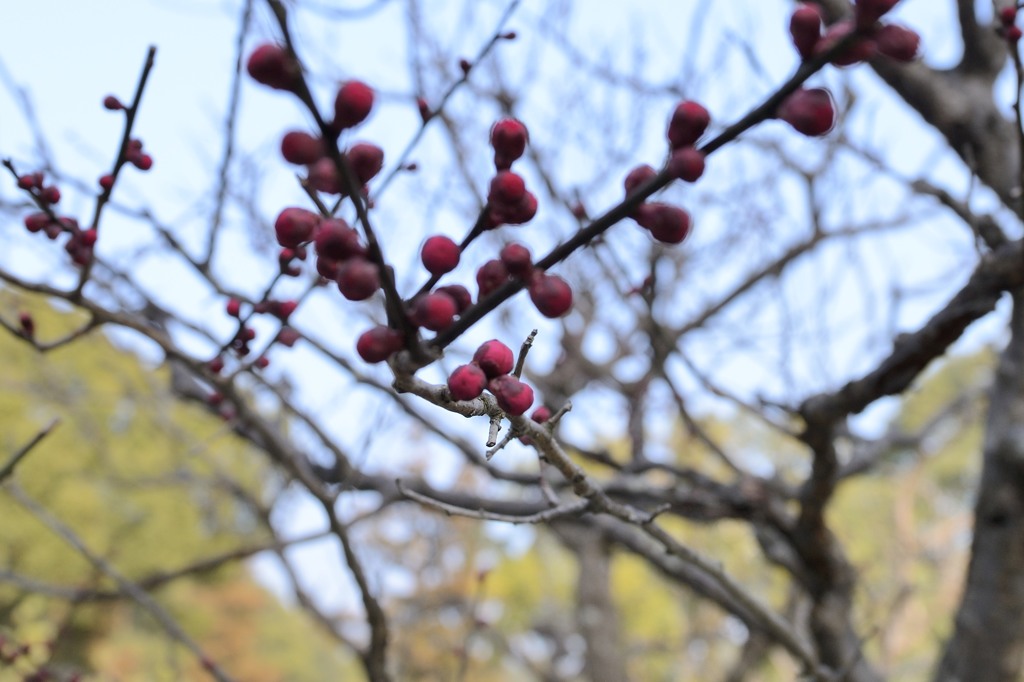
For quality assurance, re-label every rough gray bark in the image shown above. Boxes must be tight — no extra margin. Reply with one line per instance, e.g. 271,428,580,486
934,290,1024,681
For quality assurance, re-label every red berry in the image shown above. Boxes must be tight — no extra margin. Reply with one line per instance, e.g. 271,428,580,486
337,258,380,300
255,356,270,369
499,242,533,278
18,312,34,338
476,259,510,299
274,207,320,248
1009,25,1024,43
436,284,472,313
416,97,431,122
876,24,921,61
635,203,692,244
410,292,458,331
277,300,298,320
667,147,706,183
790,4,823,60
473,340,514,378
448,364,488,401
226,298,242,317
1001,6,1018,26
134,154,154,171
24,212,50,233
208,356,225,373
528,273,573,318
307,158,343,194
624,164,657,196
247,44,299,91
316,256,341,280
488,171,527,205
278,327,301,347
333,80,375,130
488,375,534,416
40,186,60,204
490,118,529,169
356,325,403,363
498,191,538,225
667,101,710,149
80,228,98,247
421,235,461,276
778,87,836,137
347,142,384,184
281,131,325,165
99,174,114,191
532,405,552,423
314,218,364,260
103,95,124,111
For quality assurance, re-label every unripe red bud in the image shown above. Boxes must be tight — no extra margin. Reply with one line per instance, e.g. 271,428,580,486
421,235,461,276
667,101,710,149
436,284,472,313
488,171,527,205
790,4,823,60
778,87,836,136
356,325,403,363
18,312,34,338
490,118,529,169
314,218,364,260
333,80,375,131
40,186,60,204
274,207,320,248
281,131,325,165
528,273,573,318
488,375,534,416
337,258,380,301
247,44,299,91
226,298,242,317
208,356,225,373
276,300,298,320
448,363,488,401
307,158,343,194
876,24,921,61
667,147,706,183
278,327,301,347
499,242,533,278
348,142,384,184
410,292,458,331
635,203,692,244
24,212,50,233
416,97,431,122
473,340,514,378
476,259,510,299
103,95,124,111
99,174,114,191
624,164,657,196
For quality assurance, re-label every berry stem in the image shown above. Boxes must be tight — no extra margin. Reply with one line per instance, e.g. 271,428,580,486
74,45,158,299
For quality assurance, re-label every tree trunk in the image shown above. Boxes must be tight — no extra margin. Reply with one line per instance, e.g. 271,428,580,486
935,290,1024,682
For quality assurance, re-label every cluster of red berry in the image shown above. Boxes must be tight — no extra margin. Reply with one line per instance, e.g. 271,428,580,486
781,1,921,137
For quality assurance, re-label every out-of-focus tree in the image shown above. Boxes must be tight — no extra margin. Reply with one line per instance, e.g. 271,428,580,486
2,1,1024,681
